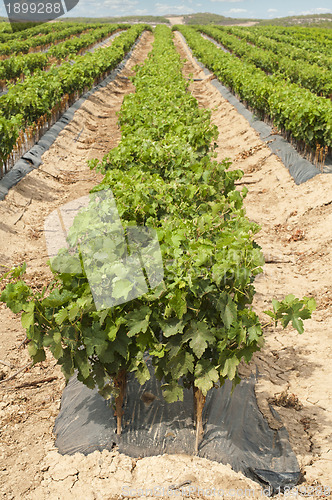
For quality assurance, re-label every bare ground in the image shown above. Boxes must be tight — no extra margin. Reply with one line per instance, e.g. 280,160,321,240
0,30,331,499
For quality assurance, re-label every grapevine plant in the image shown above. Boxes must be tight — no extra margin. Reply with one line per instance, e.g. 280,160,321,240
0,26,316,451
176,25,332,151
0,24,149,170
0,24,127,83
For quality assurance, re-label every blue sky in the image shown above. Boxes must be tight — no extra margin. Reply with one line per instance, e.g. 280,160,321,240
0,0,331,20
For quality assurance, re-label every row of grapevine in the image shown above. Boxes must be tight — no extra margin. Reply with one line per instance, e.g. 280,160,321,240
226,26,332,71
0,25,315,449
249,26,332,53
0,52,48,84
0,24,126,83
48,24,126,59
0,20,86,44
200,26,332,98
0,24,148,173
0,23,97,56
176,26,332,154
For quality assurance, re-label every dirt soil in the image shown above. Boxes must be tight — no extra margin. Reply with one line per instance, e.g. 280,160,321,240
0,30,331,499
166,17,184,26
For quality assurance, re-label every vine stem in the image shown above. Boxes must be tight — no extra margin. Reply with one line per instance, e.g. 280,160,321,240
193,384,206,454
114,370,127,435
262,319,276,329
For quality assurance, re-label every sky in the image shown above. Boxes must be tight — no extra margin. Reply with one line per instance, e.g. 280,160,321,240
0,0,331,20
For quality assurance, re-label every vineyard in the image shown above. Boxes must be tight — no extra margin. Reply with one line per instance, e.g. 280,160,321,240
0,21,332,499
176,25,332,159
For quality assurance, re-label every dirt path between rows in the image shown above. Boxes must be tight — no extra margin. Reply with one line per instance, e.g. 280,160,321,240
173,31,332,492
0,30,331,499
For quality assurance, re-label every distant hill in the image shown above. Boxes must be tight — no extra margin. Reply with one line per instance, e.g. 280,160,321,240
1,12,331,29
257,13,332,27
182,12,332,27
182,13,259,25
59,15,170,24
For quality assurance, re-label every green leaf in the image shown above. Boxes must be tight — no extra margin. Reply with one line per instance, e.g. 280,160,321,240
54,308,68,325
98,384,115,400
28,342,38,357
106,324,119,342
68,303,80,322
183,321,215,358
32,348,46,364
194,359,219,395
160,318,185,338
126,306,151,337
134,361,151,385
305,297,317,314
272,297,281,313
112,334,131,359
83,324,108,357
43,289,75,308
169,289,187,319
221,356,240,381
58,347,74,381
290,315,304,335
166,349,194,379
53,331,62,344
112,279,134,301
75,350,90,380
247,325,262,344
218,293,237,329
99,345,115,364
21,310,34,330
1,281,31,313
162,381,184,403
149,343,165,358
52,342,64,360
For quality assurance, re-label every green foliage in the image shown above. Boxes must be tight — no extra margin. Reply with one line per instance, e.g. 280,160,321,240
264,294,316,335
177,25,332,150
200,25,332,97
0,22,99,56
0,26,316,411
0,24,127,82
0,24,148,166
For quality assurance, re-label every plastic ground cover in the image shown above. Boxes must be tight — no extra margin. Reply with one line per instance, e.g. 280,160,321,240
54,368,301,494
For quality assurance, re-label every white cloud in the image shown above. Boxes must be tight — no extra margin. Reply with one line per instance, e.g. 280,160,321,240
154,3,195,14
133,9,149,15
299,7,332,15
267,8,278,13
104,0,139,6
210,0,243,3
228,8,247,13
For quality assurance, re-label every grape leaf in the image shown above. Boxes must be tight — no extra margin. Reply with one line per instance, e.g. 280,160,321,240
182,321,215,358
162,381,184,403
194,359,219,395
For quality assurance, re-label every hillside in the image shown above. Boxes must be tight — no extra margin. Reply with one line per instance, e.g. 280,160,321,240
183,13,259,25
257,13,332,27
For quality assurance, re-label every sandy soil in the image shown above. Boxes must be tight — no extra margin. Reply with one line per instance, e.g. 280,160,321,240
0,30,331,499
166,17,184,26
